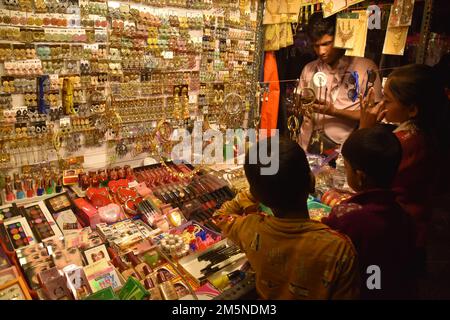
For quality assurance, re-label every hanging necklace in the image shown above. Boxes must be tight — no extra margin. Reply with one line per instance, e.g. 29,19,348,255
390,27,405,52
337,20,355,47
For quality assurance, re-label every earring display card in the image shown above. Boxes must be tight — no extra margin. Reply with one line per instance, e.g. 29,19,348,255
21,201,63,242
389,0,415,27
322,0,347,18
263,0,282,25
346,10,369,57
264,24,280,51
334,13,359,49
383,7,409,56
0,278,32,300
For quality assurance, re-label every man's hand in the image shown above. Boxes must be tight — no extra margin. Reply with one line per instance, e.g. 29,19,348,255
311,99,336,116
359,87,387,129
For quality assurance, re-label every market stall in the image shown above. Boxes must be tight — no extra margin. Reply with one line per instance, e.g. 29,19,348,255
0,0,449,301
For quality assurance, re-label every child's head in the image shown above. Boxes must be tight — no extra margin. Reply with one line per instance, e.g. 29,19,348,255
244,137,314,216
341,126,402,192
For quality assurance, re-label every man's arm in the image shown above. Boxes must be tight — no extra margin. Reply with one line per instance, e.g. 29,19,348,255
311,59,383,122
329,107,360,121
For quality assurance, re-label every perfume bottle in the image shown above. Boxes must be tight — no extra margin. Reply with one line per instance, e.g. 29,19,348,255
144,278,163,300
157,270,178,300
112,256,141,281
126,252,148,279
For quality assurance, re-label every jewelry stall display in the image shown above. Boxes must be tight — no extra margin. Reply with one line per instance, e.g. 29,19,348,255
345,10,369,58
287,84,316,142
334,13,358,49
383,5,410,56
0,157,252,300
0,3,259,155
389,0,415,27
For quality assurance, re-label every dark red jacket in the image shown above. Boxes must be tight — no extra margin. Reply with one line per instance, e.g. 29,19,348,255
322,189,417,300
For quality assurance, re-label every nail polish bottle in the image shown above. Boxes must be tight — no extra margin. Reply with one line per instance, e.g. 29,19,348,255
157,270,178,300
26,177,34,198
16,181,25,200
144,278,163,300
37,178,45,196
5,182,15,202
46,175,54,194
55,175,63,193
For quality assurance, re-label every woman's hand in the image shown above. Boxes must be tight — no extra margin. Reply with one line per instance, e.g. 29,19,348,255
359,87,387,129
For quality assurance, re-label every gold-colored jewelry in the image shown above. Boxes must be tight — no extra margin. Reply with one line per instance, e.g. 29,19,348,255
336,20,355,48
287,115,300,141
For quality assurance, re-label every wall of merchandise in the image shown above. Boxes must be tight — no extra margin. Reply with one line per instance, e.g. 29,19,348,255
0,0,261,176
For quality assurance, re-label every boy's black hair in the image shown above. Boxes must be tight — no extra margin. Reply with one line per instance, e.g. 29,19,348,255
342,126,402,188
244,137,311,214
307,12,337,42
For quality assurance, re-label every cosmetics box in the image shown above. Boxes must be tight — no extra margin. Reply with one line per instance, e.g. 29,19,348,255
2,216,37,250
16,243,49,267
63,264,91,300
44,192,74,214
38,266,72,300
52,209,82,235
83,286,118,300
83,259,122,293
118,276,149,300
21,201,63,242
167,221,222,254
63,168,84,186
177,239,247,286
0,203,21,224
73,198,101,229
23,258,56,290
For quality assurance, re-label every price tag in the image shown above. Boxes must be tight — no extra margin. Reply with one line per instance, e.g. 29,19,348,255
60,117,71,127
189,95,197,104
128,181,139,188
163,51,174,59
